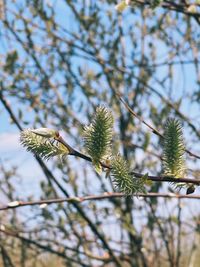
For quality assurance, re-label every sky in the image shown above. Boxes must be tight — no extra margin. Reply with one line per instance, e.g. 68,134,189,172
0,106,45,200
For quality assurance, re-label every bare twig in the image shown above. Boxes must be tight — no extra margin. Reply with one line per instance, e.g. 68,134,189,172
117,93,200,160
0,192,200,211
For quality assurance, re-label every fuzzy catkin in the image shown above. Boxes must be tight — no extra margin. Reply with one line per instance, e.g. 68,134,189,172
20,129,68,160
83,106,113,173
111,155,146,195
162,119,186,177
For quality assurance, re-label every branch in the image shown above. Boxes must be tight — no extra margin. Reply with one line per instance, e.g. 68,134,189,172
117,93,200,160
56,137,200,186
57,138,200,185
0,192,200,211
132,172,200,185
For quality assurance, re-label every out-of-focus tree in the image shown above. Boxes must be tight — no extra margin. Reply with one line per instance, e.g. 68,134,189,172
0,1,200,266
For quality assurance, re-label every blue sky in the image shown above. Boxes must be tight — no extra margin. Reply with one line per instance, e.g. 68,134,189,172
0,106,45,200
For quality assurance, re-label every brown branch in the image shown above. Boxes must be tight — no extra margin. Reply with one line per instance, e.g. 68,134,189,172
59,138,200,185
57,136,200,185
0,192,200,211
55,131,200,186
132,172,200,185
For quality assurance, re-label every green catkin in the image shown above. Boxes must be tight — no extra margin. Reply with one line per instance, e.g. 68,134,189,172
111,155,146,195
20,129,68,160
162,119,186,178
83,106,113,173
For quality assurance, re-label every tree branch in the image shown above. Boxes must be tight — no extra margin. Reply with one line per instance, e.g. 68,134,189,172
0,192,200,211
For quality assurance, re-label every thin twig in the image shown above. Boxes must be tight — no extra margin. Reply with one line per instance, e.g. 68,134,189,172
0,192,200,211
117,93,200,160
